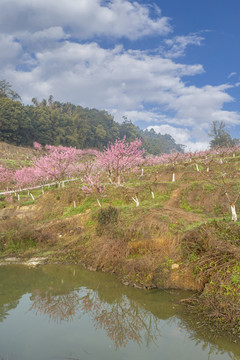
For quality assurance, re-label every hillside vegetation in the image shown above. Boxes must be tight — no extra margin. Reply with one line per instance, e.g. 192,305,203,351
0,141,240,340
0,95,182,154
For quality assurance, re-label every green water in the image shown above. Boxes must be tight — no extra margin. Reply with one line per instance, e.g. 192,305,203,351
0,265,239,360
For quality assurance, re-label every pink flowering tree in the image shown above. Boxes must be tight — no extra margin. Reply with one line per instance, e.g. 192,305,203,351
76,149,101,178
14,167,39,189
33,141,43,151
34,145,81,185
0,166,13,189
81,173,105,195
98,137,145,184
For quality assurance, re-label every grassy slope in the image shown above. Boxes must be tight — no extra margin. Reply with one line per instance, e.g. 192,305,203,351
0,142,239,339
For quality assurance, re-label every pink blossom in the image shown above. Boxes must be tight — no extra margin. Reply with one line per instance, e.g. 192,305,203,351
0,166,13,186
14,167,39,188
81,174,105,195
97,137,145,184
35,145,80,182
33,142,43,151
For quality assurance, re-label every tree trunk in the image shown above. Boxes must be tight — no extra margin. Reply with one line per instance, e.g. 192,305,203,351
132,196,139,207
231,204,237,222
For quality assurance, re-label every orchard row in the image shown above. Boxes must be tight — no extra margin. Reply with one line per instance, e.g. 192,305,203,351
1,138,240,220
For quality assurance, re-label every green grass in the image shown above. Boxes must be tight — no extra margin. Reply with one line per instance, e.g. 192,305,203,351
20,199,36,206
4,237,37,254
0,158,19,168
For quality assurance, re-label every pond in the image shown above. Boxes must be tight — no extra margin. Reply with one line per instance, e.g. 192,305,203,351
0,265,239,360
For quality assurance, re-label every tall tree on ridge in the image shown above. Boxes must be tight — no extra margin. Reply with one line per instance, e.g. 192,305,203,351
209,121,235,148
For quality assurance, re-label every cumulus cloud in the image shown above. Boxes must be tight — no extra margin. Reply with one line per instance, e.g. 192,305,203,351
147,124,190,143
4,41,204,106
13,27,70,54
0,34,22,68
3,40,240,145
0,0,171,40
147,125,209,152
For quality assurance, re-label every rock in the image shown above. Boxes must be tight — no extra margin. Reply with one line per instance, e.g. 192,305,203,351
0,257,21,265
23,257,47,267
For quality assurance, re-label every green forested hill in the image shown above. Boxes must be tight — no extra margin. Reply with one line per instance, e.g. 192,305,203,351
0,95,183,154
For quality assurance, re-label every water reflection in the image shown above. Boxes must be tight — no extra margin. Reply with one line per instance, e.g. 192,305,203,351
29,290,81,324
29,286,161,348
0,264,239,359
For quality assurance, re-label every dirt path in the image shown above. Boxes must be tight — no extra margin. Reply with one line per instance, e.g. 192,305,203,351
163,185,205,223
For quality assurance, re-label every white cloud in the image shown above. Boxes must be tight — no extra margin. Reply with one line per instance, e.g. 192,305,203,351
0,0,171,40
147,124,190,143
118,110,169,124
147,124,209,152
0,34,22,68
163,34,204,58
2,40,239,150
171,84,239,126
228,72,237,79
15,27,69,53
184,141,210,152
4,41,204,107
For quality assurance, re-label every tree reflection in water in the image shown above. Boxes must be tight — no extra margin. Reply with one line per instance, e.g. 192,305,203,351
29,288,161,349
81,291,161,349
1,265,239,359
29,290,82,324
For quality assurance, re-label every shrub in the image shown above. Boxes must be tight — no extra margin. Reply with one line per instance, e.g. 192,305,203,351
97,206,118,226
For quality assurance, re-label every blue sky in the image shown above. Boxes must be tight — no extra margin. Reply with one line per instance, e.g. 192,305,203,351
0,0,240,150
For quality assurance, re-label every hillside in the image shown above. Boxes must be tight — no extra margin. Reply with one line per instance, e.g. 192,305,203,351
0,141,240,340
0,96,183,154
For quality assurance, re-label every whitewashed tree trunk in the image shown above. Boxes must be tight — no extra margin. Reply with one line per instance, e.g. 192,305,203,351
196,164,199,172
132,196,139,207
231,205,237,222
73,201,76,208
151,191,155,199
97,199,102,207
117,175,121,185
17,194,20,201
30,193,35,200
219,159,223,164
207,167,209,172
172,173,175,182
42,187,44,194
141,168,144,176
233,154,235,158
